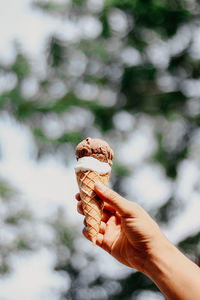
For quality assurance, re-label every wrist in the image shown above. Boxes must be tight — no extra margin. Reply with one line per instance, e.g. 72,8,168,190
142,233,174,278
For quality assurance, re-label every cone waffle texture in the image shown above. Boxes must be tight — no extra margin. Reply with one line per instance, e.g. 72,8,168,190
76,170,110,245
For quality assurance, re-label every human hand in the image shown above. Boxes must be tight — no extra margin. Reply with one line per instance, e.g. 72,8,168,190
76,182,166,273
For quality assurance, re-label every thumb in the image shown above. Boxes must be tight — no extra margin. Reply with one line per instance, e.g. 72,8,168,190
94,182,135,217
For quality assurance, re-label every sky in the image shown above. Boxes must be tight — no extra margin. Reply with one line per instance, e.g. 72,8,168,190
0,0,102,65
0,0,50,63
0,0,200,299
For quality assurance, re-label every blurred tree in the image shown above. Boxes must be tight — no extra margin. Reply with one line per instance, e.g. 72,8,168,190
0,0,200,298
0,178,34,275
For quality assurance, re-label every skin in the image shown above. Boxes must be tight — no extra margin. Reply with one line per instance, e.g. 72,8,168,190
76,182,200,300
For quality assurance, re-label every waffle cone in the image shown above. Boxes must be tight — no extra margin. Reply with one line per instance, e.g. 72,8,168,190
76,170,110,245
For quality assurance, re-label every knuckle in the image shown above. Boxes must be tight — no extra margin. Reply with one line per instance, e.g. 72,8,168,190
82,227,90,241
75,193,81,201
82,227,87,236
77,202,83,215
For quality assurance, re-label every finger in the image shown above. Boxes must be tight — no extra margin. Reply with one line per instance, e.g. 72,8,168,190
82,222,106,243
83,217,86,227
99,221,106,234
103,203,116,213
96,217,118,251
96,233,104,247
75,193,81,201
77,201,84,215
82,226,89,240
82,227,97,245
101,209,113,223
95,182,135,217
83,219,106,234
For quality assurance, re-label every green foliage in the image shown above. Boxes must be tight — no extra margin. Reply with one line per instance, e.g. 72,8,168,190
50,208,75,250
104,0,193,37
5,211,31,225
16,100,38,120
32,0,67,14
153,197,177,224
121,64,158,113
154,131,189,178
57,131,83,144
34,128,82,146
11,54,30,80
80,40,110,62
112,272,160,300
48,36,67,68
71,0,85,8
157,92,187,116
0,179,36,276
0,262,9,276
0,179,17,201
178,232,200,252
99,14,112,38
112,160,130,178
178,232,200,266
93,105,117,132
17,239,31,250
193,115,200,126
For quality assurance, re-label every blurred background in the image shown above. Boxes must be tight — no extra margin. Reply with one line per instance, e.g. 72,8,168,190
0,0,200,299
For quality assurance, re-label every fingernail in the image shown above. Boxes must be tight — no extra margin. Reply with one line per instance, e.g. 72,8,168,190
95,181,106,191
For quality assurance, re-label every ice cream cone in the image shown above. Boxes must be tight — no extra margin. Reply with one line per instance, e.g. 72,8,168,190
76,170,110,245
75,137,114,245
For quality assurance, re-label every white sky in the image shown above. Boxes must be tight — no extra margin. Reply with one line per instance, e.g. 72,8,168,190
0,1,200,299
0,0,102,65
0,249,68,300
0,0,52,62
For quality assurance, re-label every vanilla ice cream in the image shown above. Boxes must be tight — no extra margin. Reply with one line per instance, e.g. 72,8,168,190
75,156,111,174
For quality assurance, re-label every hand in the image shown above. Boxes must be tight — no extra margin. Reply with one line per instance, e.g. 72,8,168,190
76,182,165,273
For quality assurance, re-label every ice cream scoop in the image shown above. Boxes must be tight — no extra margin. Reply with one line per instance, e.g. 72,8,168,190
76,137,114,166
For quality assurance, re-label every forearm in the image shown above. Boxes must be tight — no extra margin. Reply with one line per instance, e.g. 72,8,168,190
144,235,200,300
